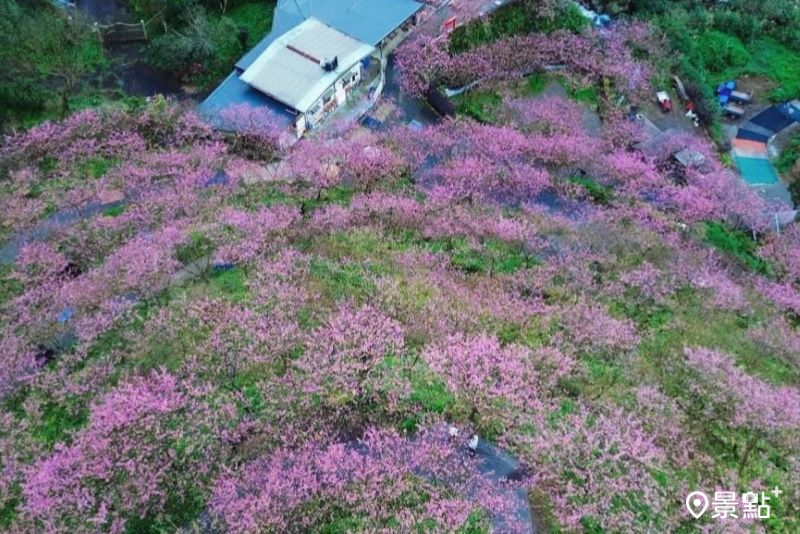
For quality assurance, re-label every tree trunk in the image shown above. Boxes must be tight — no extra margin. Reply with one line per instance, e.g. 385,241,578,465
738,435,759,475
60,87,69,119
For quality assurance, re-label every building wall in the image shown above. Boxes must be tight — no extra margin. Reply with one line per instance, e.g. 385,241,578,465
377,12,418,55
304,63,363,129
295,114,307,137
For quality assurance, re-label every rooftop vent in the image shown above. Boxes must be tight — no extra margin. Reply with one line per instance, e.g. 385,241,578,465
321,56,339,72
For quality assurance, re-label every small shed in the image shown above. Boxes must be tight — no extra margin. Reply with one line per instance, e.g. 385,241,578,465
674,148,705,168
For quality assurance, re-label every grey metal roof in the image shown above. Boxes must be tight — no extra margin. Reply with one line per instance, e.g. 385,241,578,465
279,0,423,45
236,0,422,72
198,70,297,131
235,7,306,71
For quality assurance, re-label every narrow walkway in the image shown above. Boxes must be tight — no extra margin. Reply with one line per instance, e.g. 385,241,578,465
0,199,124,265
469,437,535,533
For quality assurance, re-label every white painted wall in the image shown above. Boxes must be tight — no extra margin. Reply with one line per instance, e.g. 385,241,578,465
295,115,307,137
335,80,347,105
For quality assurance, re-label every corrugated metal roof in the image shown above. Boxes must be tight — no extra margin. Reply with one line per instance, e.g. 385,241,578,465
278,0,422,45
235,8,306,71
236,0,421,72
240,18,374,113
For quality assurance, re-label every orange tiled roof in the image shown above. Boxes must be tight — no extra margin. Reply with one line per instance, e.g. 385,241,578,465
732,138,767,156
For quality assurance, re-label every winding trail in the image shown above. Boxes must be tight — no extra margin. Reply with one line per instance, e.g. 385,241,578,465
0,200,124,265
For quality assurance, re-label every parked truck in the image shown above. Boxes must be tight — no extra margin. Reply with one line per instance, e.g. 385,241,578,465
723,103,745,119
729,90,753,104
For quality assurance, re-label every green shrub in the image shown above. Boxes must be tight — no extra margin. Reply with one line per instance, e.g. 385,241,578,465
523,72,547,95
0,490,18,530
209,266,249,302
656,5,800,104
449,2,587,54
176,232,215,265
147,6,233,81
702,221,771,275
309,259,377,301
302,185,356,212
101,204,125,218
0,1,108,127
453,89,502,123
33,400,89,447
0,265,24,310
123,485,206,534
778,132,800,205
262,186,294,207
696,31,751,74
565,82,599,105
777,132,800,179
424,236,532,275
146,2,274,88
569,175,613,204
743,39,800,101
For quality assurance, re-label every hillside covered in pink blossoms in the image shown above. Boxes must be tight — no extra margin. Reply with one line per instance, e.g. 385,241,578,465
1,1,800,533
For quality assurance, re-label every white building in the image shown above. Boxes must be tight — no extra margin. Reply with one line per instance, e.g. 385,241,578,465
240,19,374,137
200,0,423,138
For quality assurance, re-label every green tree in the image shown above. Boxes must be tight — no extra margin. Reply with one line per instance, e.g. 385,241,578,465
39,10,106,118
147,5,236,82
0,0,106,126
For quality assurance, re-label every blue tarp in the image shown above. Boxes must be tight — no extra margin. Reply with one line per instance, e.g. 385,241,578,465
58,307,75,323
775,102,800,123
716,81,737,106
203,170,229,188
360,115,383,130
791,102,800,120
212,263,236,273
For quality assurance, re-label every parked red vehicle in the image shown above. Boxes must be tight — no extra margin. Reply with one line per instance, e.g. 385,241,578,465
656,91,672,112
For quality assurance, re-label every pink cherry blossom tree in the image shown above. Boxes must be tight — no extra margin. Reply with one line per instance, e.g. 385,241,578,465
211,424,524,533
683,346,800,471
20,370,233,533
297,303,408,425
